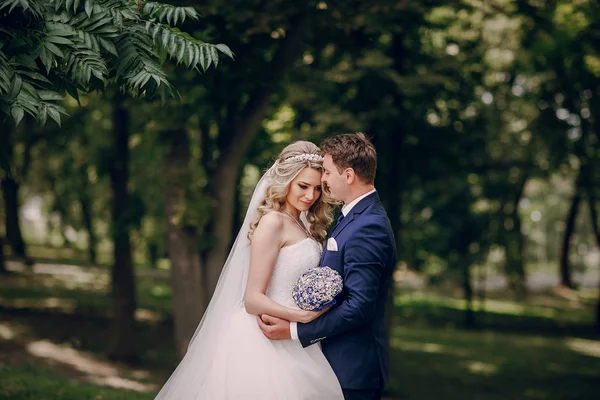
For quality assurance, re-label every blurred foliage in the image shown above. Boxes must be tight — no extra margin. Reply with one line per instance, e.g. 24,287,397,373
2,0,600,335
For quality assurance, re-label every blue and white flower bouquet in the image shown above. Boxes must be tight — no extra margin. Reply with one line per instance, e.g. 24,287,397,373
293,267,343,311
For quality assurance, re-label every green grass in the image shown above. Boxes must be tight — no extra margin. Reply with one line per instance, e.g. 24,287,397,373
394,291,596,337
1,268,599,400
0,271,172,317
0,363,153,400
388,327,599,400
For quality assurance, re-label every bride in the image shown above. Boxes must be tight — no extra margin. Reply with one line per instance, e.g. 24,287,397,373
154,141,344,399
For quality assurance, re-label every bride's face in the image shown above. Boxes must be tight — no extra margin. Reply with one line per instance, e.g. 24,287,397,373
286,167,323,213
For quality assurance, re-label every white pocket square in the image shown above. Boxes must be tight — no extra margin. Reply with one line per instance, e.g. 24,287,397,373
326,238,338,251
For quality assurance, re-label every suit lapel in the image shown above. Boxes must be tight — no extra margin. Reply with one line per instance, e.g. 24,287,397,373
331,192,379,238
320,192,380,265
331,213,355,238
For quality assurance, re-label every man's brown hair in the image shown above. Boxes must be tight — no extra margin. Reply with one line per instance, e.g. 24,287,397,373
320,133,377,184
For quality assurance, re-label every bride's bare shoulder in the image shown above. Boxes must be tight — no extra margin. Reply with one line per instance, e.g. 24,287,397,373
255,211,285,232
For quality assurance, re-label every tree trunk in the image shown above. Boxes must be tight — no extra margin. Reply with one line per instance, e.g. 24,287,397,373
463,261,476,328
1,120,30,262
163,127,207,356
380,32,407,343
505,215,527,296
560,182,581,289
1,177,27,259
79,193,97,265
378,134,402,341
203,9,311,299
0,236,7,274
587,193,600,331
108,93,137,362
504,174,529,298
596,278,600,334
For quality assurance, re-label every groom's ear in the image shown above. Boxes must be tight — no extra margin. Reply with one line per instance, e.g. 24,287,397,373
344,168,356,184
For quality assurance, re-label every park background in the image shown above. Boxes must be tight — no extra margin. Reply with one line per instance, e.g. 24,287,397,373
1,0,600,399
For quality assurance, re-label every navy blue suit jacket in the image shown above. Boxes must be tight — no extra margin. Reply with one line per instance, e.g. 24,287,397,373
297,192,396,390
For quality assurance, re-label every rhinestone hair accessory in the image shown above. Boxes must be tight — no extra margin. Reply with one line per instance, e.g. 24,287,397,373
285,153,324,163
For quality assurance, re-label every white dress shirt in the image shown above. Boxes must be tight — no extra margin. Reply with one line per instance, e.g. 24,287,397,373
290,189,377,341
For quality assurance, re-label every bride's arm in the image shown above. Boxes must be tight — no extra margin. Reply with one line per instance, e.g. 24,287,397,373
244,212,324,324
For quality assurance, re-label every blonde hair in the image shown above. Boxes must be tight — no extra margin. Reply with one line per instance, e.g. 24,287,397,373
248,141,335,243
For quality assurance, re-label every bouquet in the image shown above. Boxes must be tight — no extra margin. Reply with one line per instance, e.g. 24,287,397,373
292,266,343,311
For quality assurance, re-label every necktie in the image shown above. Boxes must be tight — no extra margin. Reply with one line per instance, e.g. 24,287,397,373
335,213,344,227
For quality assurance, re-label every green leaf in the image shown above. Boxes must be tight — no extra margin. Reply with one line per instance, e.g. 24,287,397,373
186,44,194,67
9,74,22,99
173,8,180,25
99,38,117,56
0,63,13,94
39,47,54,74
176,39,185,63
46,22,76,36
46,106,62,126
14,54,38,69
185,7,198,20
64,83,80,104
46,36,74,45
38,104,48,126
216,43,234,59
210,46,219,68
161,28,170,49
44,41,64,57
199,46,210,71
84,0,92,17
11,106,24,126
19,71,52,84
38,91,64,101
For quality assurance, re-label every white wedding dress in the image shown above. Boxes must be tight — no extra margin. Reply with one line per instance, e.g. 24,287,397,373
155,165,343,400
199,237,343,399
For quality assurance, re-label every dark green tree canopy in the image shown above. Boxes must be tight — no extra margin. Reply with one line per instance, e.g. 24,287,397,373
0,0,233,126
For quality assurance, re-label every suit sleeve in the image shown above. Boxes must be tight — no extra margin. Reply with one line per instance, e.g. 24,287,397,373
297,222,389,347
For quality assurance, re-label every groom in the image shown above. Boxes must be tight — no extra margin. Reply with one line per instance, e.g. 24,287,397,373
258,133,397,400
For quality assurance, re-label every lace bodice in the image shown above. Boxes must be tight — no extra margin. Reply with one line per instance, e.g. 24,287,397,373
266,238,322,309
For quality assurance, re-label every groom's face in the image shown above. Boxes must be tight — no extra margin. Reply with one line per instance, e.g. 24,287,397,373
322,154,346,202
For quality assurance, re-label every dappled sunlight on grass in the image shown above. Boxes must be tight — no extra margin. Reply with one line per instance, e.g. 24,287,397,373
150,284,170,297
396,341,444,353
388,325,600,399
0,322,16,340
399,292,561,318
0,315,161,398
0,296,78,312
391,337,473,358
0,269,173,318
482,299,554,317
565,337,600,358
395,288,595,336
135,309,162,323
9,260,109,285
463,360,498,376
26,340,157,392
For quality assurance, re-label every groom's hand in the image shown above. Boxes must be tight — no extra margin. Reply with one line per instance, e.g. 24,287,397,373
256,314,291,340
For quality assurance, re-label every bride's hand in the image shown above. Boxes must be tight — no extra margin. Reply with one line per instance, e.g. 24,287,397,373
297,306,331,324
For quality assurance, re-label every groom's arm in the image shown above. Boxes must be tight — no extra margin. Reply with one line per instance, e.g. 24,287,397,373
296,222,390,347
